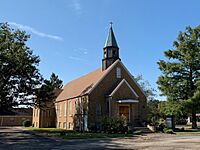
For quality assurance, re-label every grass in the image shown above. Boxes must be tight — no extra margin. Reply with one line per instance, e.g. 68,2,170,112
175,129,200,135
61,132,135,139
26,127,137,139
27,127,70,133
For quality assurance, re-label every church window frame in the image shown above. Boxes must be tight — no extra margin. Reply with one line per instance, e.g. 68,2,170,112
108,49,112,57
104,50,107,58
55,104,58,116
69,101,72,116
63,122,67,129
69,122,73,129
116,67,121,78
64,101,67,117
59,103,61,117
75,98,80,115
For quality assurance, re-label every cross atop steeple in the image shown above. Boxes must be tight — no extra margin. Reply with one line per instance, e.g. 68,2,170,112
110,21,113,27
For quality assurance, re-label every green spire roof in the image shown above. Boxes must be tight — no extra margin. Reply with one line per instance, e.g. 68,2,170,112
104,23,118,48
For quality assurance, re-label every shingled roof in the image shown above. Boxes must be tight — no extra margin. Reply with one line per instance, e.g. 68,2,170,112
56,60,119,102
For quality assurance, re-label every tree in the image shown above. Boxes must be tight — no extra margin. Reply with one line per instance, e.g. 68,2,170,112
134,74,156,101
185,80,200,119
147,99,162,126
134,75,161,125
157,25,200,128
0,23,42,114
34,73,63,108
190,81,200,109
159,100,186,117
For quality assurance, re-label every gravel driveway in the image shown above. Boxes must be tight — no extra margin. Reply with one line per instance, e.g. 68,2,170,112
0,127,200,150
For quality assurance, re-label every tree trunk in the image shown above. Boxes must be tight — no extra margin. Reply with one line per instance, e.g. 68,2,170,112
192,110,197,129
189,67,196,129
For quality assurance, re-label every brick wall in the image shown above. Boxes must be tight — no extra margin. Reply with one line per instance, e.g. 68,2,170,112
0,115,32,126
88,62,147,129
32,107,56,128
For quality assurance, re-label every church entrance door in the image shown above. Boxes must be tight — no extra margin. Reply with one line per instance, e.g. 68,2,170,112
119,105,130,121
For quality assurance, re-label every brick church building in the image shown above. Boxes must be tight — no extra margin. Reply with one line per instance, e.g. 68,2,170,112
32,24,147,130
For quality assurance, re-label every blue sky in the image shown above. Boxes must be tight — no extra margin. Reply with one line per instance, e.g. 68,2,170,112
1,0,200,99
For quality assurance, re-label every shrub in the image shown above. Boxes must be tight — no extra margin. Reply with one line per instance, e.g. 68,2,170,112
22,120,31,127
156,122,165,132
102,116,128,134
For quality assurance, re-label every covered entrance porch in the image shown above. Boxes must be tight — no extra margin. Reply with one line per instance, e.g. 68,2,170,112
107,79,141,126
107,98,139,125
117,99,138,122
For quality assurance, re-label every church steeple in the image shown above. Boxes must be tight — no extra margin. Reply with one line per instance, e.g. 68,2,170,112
102,23,120,71
104,23,118,48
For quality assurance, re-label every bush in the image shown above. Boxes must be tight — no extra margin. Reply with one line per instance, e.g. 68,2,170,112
156,122,165,132
102,116,128,134
22,120,31,127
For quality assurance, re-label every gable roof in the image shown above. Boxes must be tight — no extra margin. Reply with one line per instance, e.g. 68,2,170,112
56,60,146,102
109,79,139,98
88,60,147,97
56,60,118,102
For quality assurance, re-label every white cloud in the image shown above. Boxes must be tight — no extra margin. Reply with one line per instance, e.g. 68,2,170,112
70,0,82,14
73,0,81,11
9,22,63,41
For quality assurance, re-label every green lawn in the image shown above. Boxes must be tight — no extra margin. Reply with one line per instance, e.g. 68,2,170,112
175,129,200,135
61,132,135,139
27,127,69,133
26,127,137,139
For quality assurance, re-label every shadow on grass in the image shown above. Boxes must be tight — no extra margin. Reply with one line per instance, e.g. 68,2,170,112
0,127,139,150
27,127,141,139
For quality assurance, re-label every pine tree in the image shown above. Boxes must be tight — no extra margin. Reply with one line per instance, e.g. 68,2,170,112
157,25,200,128
35,73,63,108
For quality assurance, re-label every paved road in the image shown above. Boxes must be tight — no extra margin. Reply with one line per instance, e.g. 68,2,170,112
1,127,200,150
0,127,134,150
0,127,65,150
